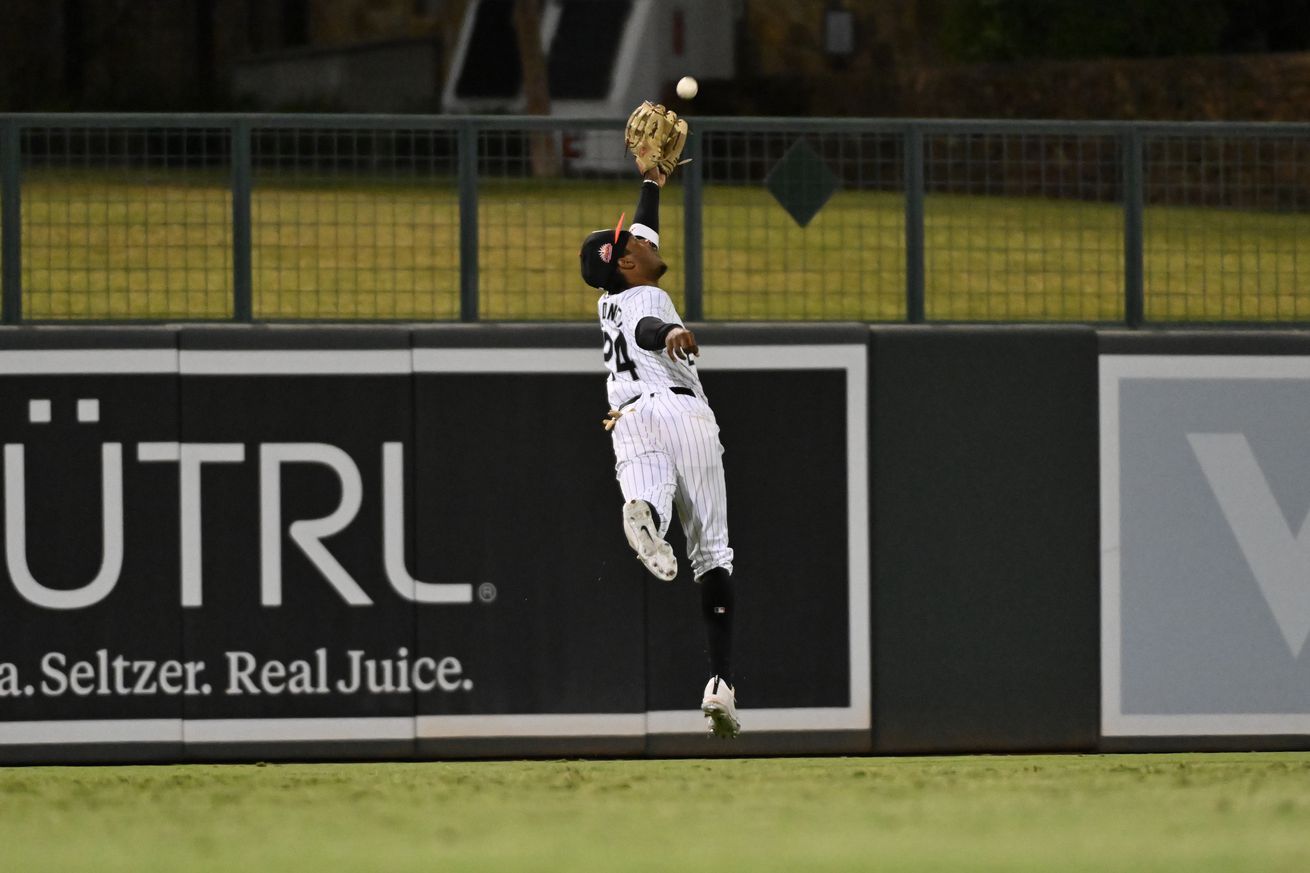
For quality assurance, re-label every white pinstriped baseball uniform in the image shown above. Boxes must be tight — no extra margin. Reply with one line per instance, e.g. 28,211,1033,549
598,284,734,579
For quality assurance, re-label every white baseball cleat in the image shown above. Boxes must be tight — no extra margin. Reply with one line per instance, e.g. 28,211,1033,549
701,675,740,739
622,499,677,581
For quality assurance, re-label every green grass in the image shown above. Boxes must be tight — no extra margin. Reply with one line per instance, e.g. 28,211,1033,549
3,753,1310,872
9,170,1310,321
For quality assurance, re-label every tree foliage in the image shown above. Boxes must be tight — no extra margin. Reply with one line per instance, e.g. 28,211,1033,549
938,0,1310,63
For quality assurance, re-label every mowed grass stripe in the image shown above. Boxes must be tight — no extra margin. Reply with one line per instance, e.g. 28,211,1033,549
1,754,1309,872
9,174,1310,321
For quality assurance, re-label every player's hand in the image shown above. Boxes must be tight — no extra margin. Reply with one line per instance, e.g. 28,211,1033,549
640,162,667,187
665,326,699,361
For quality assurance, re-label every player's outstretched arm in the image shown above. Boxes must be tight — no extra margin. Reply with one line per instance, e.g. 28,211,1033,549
631,162,663,249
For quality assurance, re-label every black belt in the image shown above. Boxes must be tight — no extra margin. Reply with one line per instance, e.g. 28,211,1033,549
618,386,696,408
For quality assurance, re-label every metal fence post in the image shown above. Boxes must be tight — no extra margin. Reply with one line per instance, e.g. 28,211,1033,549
458,121,479,322
231,119,253,322
682,129,704,321
1122,127,1145,327
1,121,21,324
903,125,926,324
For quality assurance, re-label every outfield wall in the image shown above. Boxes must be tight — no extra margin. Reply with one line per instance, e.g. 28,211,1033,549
0,325,1306,762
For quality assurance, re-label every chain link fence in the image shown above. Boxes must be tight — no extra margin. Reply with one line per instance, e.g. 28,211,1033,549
3,115,1310,324
16,125,232,319
923,130,1124,322
1144,132,1310,321
249,126,460,319
700,124,905,320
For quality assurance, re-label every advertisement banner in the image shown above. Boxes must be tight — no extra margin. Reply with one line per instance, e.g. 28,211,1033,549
1102,355,1310,736
0,345,182,752
177,338,420,754
0,330,869,759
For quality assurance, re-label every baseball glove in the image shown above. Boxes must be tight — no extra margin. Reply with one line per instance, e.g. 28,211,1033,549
625,101,689,176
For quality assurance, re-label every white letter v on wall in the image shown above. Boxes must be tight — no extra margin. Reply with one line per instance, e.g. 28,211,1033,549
1190,433,1310,657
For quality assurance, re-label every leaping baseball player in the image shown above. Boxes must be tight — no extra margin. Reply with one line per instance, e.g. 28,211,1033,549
578,103,738,739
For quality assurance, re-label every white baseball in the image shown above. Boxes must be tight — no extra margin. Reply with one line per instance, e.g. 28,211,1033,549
676,76,698,100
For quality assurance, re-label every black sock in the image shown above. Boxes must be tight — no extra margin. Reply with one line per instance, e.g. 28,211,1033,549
699,567,733,685
646,501,661,533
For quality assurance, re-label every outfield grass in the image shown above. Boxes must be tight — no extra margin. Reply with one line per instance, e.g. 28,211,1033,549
10,171,1310,322
2,753,1309,872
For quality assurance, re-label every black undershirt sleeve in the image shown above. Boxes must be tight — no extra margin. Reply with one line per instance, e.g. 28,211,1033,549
633,180,659,234
635,316,678,351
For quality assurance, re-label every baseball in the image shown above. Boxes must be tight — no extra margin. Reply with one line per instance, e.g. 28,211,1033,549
676,76,698,100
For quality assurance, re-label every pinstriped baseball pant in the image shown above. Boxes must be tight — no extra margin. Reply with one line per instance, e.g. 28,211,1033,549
610,390,734,579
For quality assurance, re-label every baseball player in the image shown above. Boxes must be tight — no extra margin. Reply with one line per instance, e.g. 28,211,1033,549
578,163,739,739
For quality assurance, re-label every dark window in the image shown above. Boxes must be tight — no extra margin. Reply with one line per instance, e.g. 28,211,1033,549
548,0,633,100
455,0,522,99
281,0,309,48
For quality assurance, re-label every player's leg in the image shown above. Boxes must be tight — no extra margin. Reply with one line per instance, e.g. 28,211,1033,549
672,461,734,683
667,413,733,579
698,566,733,683
663,399,739,737
612,409,678,580
698,566,739,738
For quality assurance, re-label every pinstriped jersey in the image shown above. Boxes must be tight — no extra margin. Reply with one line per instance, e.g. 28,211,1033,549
598,284,703,409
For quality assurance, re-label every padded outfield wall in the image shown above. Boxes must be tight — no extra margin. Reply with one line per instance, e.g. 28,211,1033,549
0,324,1306,762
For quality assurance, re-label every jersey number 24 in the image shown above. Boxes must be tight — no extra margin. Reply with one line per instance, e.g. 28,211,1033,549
602,329,637,380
